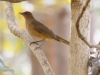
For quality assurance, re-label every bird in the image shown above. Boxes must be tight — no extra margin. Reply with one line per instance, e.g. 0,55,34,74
20,11,69,47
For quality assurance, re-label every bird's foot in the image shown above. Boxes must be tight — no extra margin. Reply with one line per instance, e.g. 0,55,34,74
30,41,38,46
30,40,45,50
34,47,42,50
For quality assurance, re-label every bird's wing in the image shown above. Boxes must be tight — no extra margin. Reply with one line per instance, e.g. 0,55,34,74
31,20,57,40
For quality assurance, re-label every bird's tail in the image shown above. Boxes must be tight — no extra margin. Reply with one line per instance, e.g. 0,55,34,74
56,35,70,45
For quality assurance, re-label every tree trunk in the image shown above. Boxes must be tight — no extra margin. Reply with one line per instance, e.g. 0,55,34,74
69,0,92,75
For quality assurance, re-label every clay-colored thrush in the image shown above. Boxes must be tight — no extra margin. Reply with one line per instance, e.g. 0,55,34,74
20,11,69,46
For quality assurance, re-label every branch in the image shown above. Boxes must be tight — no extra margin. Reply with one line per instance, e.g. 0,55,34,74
0,0,26,3
5,2,55,75
76,0,100,49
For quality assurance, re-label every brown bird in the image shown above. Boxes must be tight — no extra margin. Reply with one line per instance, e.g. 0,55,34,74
20,11,69,47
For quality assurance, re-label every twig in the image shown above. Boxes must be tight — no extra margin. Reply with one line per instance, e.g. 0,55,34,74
76,0,100,49
5,2,55,75
76,0,91,47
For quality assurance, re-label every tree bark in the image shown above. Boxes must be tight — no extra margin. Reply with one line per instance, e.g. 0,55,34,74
69,0,92,75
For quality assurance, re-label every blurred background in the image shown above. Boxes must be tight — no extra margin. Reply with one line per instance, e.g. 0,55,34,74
0,0,99,75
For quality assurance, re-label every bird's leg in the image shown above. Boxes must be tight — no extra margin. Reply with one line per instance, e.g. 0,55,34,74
34,39,45,50
39,40,45,48
30,40,44,46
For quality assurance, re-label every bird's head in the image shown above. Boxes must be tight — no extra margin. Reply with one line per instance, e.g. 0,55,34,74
19,11,34,20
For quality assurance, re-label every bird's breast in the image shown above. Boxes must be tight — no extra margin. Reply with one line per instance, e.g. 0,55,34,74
26,23,52,40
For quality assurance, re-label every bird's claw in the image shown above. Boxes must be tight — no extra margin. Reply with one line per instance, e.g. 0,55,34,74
30,41,38,46
34,47,42,50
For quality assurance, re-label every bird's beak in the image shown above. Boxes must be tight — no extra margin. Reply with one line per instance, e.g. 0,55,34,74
19,12,23,15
